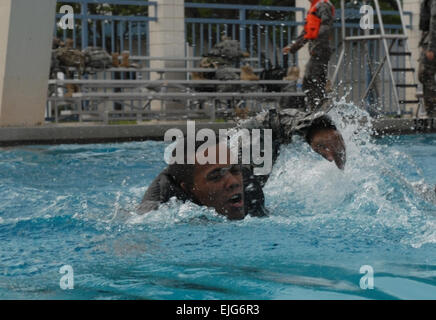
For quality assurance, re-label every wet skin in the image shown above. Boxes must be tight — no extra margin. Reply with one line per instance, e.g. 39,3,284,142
181,145,246,220
309,127,346,170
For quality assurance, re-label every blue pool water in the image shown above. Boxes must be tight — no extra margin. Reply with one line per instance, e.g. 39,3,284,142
1,106,435,299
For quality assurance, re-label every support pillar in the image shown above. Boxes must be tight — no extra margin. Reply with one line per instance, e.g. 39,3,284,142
148,0,186,111
0,0,56,126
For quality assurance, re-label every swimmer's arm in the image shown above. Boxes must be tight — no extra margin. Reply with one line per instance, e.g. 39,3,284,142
137,168,189,214
237,109,346,170
137,174,162,214
276,109,346,170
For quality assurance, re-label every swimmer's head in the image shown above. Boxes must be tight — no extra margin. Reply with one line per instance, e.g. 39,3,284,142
167,138,245,220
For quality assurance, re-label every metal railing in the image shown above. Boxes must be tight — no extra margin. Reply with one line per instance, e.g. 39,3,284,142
330,8,413,116
185,2,305,68
54,0,157,55
46,77,304,123
53,1,412,74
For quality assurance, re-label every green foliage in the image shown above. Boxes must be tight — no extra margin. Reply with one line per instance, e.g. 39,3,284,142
109,120,138,125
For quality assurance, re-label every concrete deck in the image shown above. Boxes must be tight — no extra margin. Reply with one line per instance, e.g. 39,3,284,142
0,118,435,146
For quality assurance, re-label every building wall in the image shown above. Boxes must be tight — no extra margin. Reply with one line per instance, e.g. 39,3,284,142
0,0,57,126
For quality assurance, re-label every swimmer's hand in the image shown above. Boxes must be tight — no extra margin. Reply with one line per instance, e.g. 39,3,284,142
308,128,346,170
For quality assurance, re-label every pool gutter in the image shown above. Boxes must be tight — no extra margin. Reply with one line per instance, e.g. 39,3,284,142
0,118,435,146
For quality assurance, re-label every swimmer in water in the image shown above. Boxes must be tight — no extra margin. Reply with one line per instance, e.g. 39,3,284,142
138,108,346,219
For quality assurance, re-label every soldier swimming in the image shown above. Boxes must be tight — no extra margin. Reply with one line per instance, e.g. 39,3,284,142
138,107,346,219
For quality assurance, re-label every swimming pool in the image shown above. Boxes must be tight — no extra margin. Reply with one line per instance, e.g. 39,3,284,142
1,106,435,300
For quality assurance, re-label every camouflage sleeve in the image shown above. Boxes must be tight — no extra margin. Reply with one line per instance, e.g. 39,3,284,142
237,108,336,157
429,0,436,52
316,3,334,40
235,108,336,187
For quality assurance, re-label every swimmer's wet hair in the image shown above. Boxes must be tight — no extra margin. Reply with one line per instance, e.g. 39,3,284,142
305,116,337,145
167,136,226,190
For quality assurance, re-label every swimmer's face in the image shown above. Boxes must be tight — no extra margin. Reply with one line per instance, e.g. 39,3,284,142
183,144,245,220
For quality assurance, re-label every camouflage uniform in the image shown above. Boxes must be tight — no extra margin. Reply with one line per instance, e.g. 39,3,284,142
83,47,113,72
286,0,334,111
205,37,248,92
51,41,113,77
418,0,436,117
50,41,114,99
208,37,247,66
138,108,336,216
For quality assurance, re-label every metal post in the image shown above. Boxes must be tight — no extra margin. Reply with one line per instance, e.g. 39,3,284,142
332,0,346,85
341,0,346,41
331,49,345,85
81,0,88,49
361,40,396,101
395,0,407,36
78,98,83,122
55,99,58,123
211,99,216,122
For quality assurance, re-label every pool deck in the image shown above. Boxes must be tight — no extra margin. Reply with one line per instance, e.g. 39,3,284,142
0,118,435,146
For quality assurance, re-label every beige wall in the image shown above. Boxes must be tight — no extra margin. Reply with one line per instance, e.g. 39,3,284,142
0,0,12,121
0,0,56,126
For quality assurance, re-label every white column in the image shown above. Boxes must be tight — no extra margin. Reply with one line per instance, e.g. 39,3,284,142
295,0,310,78
149,0,186,110
148,0,185,111
148,0,185,68
0,0,56,127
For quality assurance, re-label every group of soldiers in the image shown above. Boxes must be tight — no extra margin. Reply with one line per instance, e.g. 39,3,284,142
50,38,137,96
197,36,255,93
51,38,115,77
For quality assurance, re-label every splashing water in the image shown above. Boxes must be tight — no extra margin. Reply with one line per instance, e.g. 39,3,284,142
0,102,435,299
264,101,436,248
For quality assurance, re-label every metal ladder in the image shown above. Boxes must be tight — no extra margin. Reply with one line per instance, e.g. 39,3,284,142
331,0,420,117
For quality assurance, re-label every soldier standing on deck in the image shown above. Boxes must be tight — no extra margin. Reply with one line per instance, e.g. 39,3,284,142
418,0,436,118
282,0,335,111
201,36,250,92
